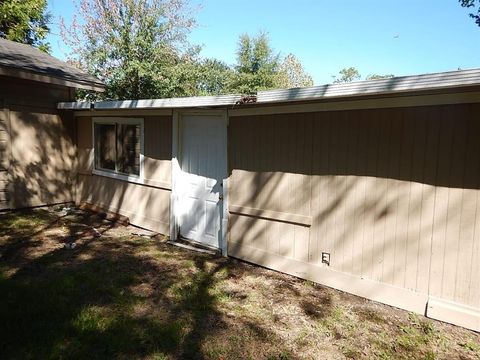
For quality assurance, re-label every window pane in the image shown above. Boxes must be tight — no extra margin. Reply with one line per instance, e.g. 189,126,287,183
94,123,116,171
117,124,140,175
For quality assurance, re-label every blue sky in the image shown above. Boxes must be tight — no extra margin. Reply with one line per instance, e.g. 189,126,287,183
47,0,480,85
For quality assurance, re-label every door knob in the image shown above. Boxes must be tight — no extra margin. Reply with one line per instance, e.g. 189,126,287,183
219,194,224,200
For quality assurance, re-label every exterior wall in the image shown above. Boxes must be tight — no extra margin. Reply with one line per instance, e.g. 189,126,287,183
0,76,75,209
0,100,10,209
2,72,478,330
228,103,480,331
75,116,172,234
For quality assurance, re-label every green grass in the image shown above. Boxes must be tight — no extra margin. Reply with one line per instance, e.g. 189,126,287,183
0,257,146,359
0,209,52,236
0,208,479,360
460,338,480,353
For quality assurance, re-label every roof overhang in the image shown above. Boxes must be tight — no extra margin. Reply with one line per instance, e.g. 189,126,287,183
0,65,105,92
58,68,480,113
58,94,242,110
256,68,480,104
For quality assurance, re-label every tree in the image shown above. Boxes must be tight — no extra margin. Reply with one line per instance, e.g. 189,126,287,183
231,32,282,94
333,67,361,83
277,53,314,88
459,0,480,26
195,58,235,95
230,32,314,94
61,0,198,100
62,4,313,99
0,0,51,52
235,32,279,74
333,68,394,83
366,74,394,80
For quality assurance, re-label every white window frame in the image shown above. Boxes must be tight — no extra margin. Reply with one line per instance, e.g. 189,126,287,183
92,117,145,185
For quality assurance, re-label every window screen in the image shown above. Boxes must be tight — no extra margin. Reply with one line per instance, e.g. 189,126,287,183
94,123,116,171
94,121,142,176
117,124,140,176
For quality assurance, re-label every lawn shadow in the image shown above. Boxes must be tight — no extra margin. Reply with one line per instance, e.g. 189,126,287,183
0,209,327,359
0,234,187,359
173,255,228,359
0,208,188,359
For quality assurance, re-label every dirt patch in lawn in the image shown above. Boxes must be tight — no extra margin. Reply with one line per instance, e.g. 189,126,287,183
0,206,479,360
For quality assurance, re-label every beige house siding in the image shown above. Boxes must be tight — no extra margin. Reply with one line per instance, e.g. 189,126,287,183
228,103,480,331
3,72,479,330
0,76,76,209
75,116,172,234
144,116,172,187
0,76,73,108
0,100,10,209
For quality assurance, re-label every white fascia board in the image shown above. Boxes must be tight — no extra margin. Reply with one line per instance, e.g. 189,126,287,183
57,101,92,109
57,95,243,111
94,95,243,109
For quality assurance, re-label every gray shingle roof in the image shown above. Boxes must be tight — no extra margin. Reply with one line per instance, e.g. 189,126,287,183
257,68,480,103
59,68,480,110
0,38,104,90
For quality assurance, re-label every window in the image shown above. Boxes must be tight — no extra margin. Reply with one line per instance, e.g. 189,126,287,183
93,118,143,179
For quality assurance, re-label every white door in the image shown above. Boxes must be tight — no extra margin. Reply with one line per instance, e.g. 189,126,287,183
177,112,227,249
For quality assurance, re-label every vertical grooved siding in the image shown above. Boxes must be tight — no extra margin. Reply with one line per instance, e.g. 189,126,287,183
144,117,172,184
75,116,172,234
228,103,480,313
8,105,75,208
0,101,10,209
0,76,75,210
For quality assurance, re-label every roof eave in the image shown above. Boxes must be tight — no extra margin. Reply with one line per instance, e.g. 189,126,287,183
257,68,480,104
0,65,105,92
58,94,243,110
255,83,480,106
57,68,480,111
58,85,480,112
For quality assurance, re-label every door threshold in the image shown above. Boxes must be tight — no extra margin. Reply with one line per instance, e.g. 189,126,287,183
167,238,220,256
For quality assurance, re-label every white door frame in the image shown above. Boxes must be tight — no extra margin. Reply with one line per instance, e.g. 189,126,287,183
170,109,229,256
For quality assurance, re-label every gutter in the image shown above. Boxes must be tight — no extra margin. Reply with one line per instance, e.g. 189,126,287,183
57,68,480,111
58,94,244,110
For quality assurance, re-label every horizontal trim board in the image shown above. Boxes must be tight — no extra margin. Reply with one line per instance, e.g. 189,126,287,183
73,109,172,117
229,205,312,226
83,172,171,191
228,241,428,315
127,177,171,191
62,95,243,111
0,65,104,92
95,95,242,109
58,101,91,109
176,109,226,116
427,297,480,332
229,91,480,116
